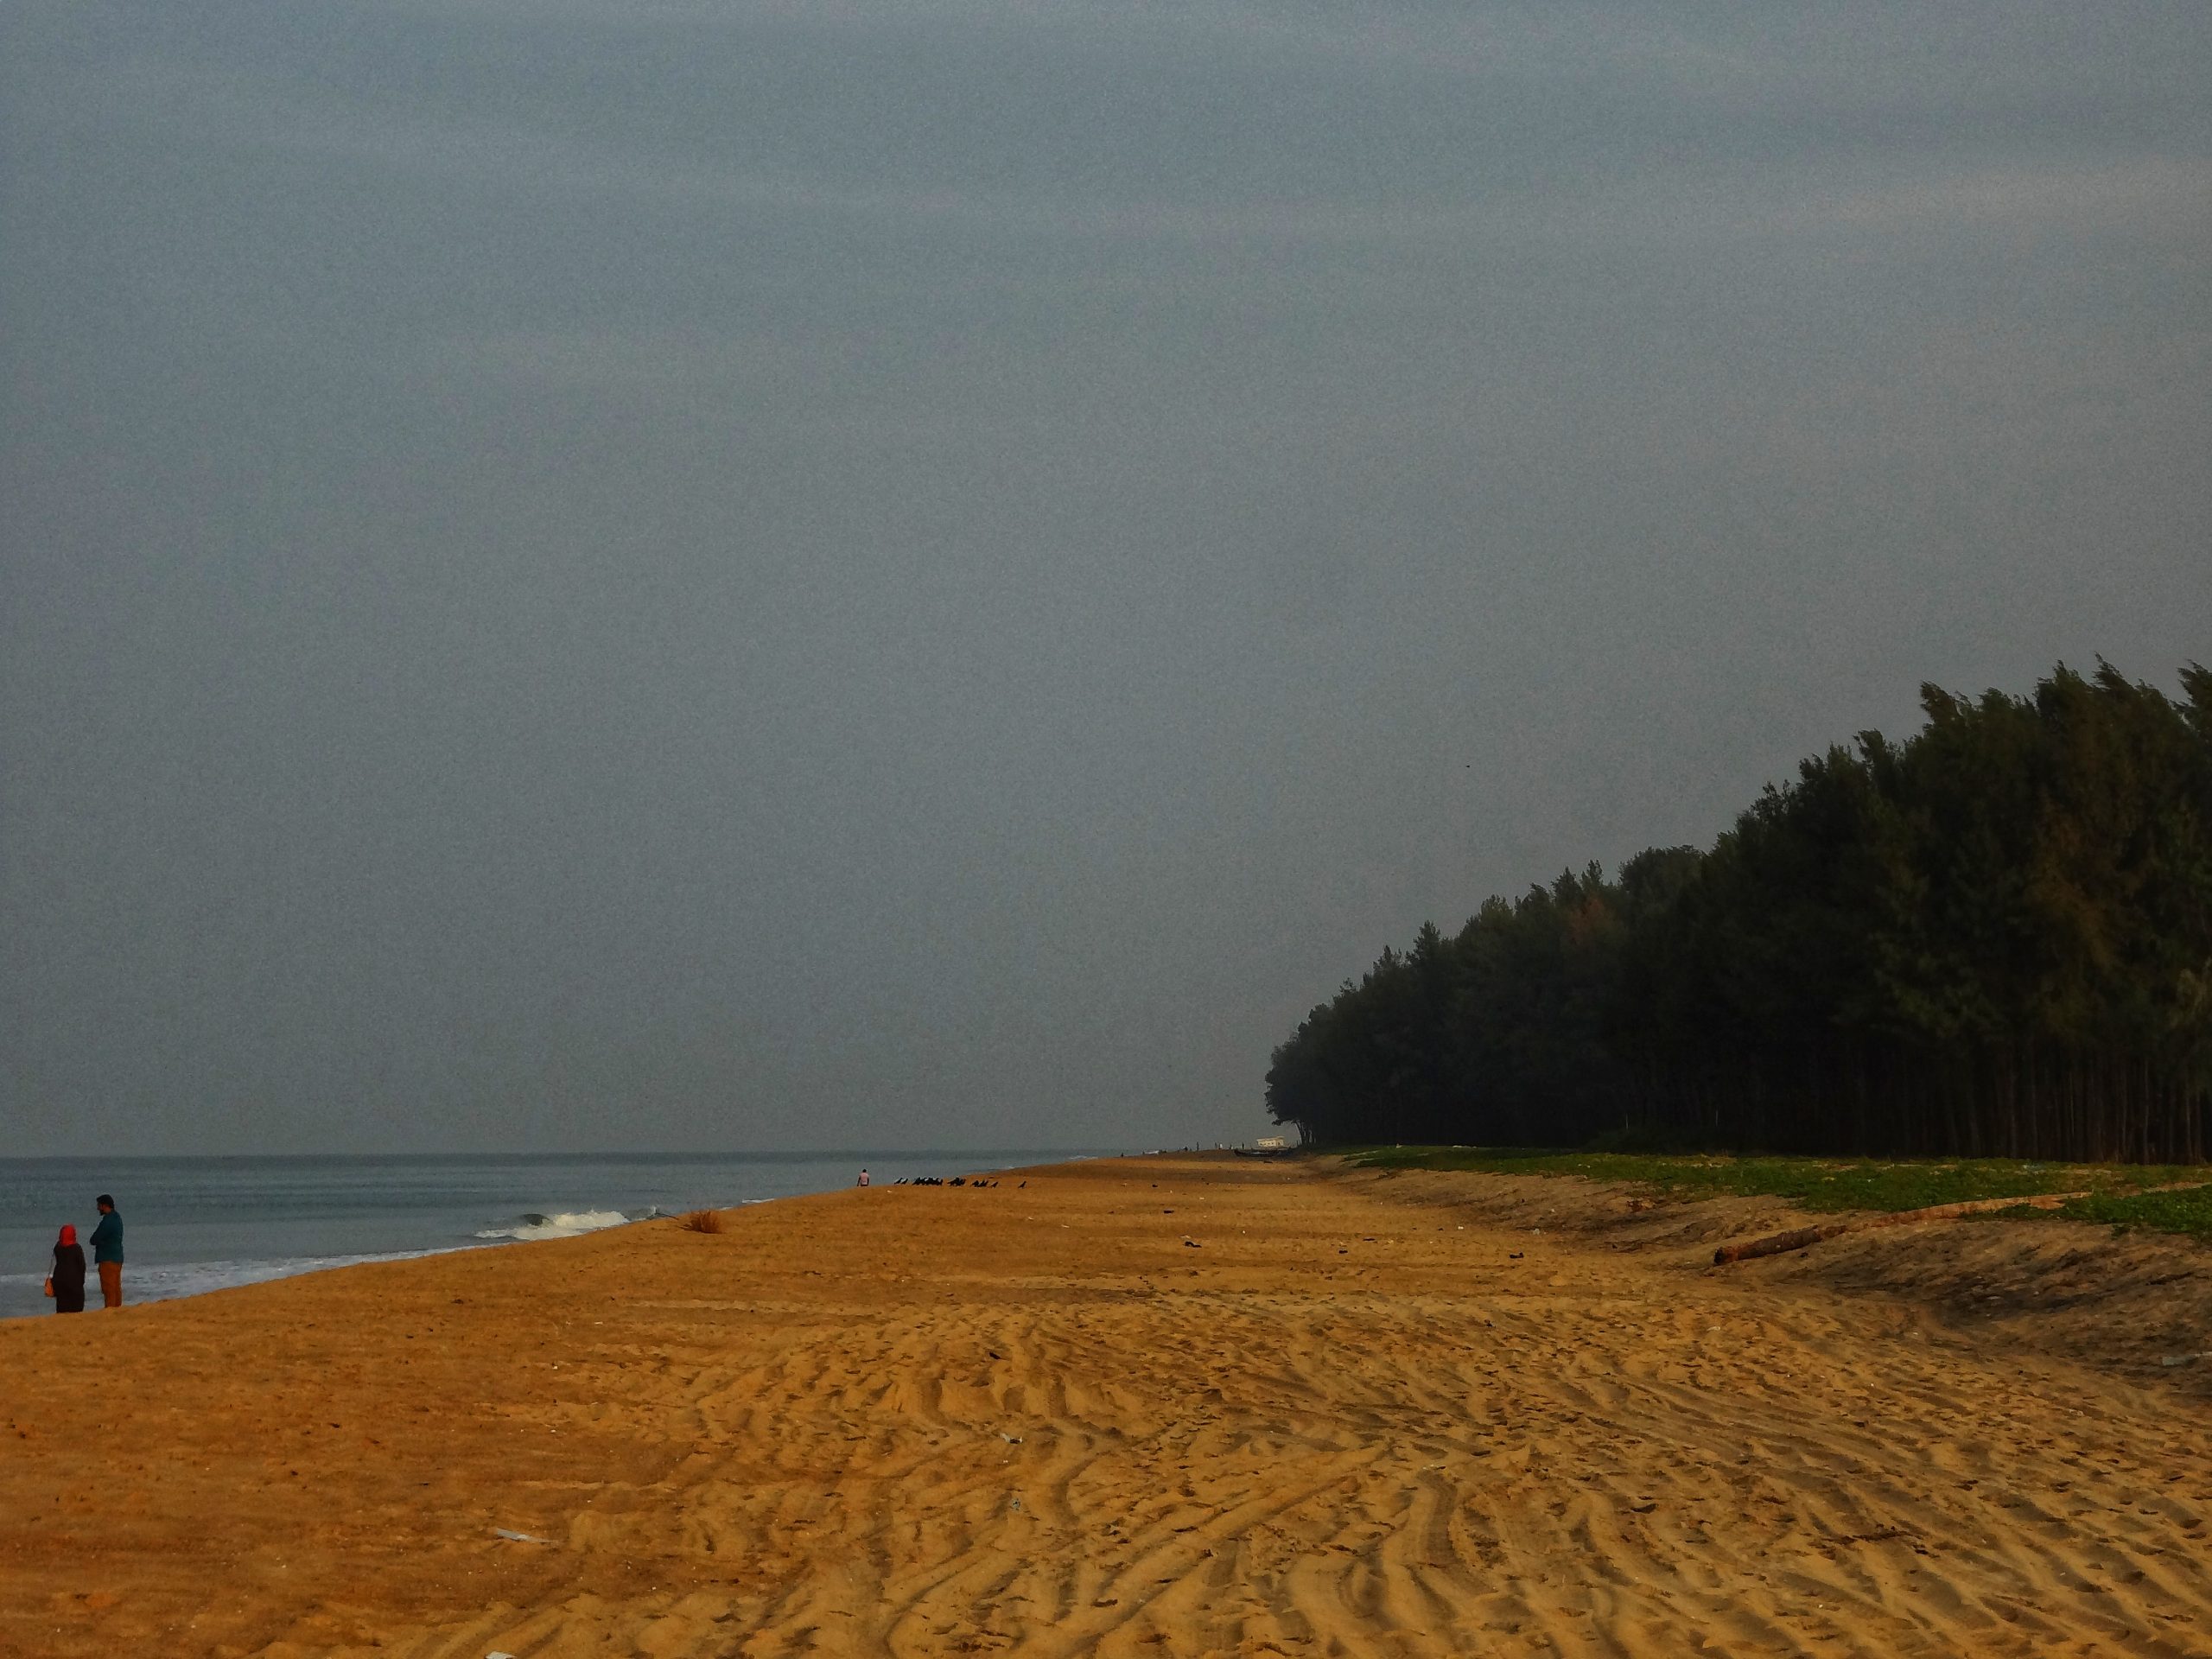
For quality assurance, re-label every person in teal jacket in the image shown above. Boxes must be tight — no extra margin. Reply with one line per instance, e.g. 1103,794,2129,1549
89,1193,124,1308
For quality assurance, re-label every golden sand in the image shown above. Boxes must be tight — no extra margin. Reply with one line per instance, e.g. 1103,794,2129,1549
4,1154,2210,1657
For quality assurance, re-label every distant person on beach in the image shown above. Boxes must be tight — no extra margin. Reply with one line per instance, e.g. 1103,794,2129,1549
47,1224,86,1314
89,1194,123,1308
856,1168,870,1187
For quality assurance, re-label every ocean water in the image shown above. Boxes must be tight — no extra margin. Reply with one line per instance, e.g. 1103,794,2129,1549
0,1150,1105,1319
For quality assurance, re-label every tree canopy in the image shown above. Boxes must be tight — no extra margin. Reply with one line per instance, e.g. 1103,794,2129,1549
1266,663,2212,1162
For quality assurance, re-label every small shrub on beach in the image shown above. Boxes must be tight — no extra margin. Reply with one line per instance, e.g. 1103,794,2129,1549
677,1209,724,1234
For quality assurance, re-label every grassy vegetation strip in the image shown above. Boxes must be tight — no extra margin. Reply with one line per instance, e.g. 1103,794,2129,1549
2054,1187,2212,1243
1346,1146,2212,1234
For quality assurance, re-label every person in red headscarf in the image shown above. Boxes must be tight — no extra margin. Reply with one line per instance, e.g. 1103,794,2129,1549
48,1224,86,1314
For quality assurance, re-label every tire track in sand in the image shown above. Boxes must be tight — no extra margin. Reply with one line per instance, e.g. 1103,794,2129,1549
180,1157,2212,1657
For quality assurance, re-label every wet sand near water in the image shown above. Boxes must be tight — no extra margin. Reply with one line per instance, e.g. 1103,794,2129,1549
3,1153,2209,1657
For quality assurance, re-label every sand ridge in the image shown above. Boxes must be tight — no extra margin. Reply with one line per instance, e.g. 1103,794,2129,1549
3,1154,2209,1656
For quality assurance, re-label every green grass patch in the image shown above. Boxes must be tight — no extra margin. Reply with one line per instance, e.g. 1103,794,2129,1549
1344,1145,2208,1219
2057,1186,2212,1242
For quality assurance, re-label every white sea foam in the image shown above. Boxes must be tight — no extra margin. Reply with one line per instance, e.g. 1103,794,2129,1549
0,1247,474,1309
6,1207,663,1316
473,1208,637,1242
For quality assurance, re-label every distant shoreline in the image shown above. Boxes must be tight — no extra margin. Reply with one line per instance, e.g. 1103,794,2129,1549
2,1150,1110,1321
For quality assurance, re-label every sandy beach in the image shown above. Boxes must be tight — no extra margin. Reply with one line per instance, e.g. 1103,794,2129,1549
4,1153,2210,1658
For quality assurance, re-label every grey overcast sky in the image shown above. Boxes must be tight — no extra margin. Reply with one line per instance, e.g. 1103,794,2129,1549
3,3,2208,1155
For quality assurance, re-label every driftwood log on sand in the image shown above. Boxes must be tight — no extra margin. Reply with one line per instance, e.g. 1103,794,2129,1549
1712,1192,2091,1265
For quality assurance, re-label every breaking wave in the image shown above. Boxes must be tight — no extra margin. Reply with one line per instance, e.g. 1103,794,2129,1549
473,1208,642,1242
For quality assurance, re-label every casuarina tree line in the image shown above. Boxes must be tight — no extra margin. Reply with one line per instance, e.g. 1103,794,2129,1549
1266,663,2212,1164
